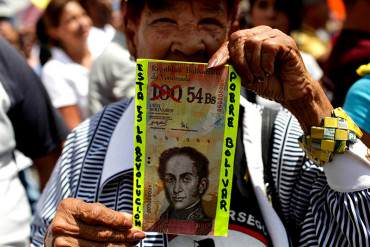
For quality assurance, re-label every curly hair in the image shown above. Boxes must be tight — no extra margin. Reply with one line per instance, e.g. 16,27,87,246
158,147,209,181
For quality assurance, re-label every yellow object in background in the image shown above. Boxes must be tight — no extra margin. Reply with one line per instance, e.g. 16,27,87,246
357,63,370,77
30,0,50,10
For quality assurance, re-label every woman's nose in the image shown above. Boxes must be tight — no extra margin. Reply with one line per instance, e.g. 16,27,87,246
170,28,206,57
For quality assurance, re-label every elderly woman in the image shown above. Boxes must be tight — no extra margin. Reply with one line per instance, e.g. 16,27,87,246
31,0,369,247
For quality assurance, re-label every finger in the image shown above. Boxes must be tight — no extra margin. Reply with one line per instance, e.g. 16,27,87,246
208,41,229,68
79,203,132,229
258,29,281,78
234,25,272,37
260,41,278,78
267,31,301,68
52,221,145,243
61,199,132,229
228,27,273,83
247,29,280,81
228,34,253,83
245,38,265,82
208,26,272,69
78,224,145,243
247,75,284,102
54,236,140,247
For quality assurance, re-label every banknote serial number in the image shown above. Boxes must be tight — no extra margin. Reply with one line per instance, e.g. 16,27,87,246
151,83,216,104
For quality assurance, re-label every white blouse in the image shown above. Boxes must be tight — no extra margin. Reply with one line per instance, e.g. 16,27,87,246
41,47,98,120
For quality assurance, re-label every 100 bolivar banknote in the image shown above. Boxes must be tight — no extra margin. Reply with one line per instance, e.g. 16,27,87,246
133,59,240,236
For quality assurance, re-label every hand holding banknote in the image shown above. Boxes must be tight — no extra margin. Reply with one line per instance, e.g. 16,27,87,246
208,26,333,133
44,198,144,247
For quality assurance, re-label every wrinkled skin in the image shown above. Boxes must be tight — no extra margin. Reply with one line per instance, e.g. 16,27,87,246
45,198,145,246
208,25,332,133
46,1,333,246
210,26,312,103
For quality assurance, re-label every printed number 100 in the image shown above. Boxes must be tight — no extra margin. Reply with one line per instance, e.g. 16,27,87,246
151,84,216,104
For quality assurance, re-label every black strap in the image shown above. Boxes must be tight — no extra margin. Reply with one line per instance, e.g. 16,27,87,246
261,107,278,168
234,106,250,197
261,107,278,204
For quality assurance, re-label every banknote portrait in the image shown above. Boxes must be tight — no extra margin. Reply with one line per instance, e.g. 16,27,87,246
149,147,213,234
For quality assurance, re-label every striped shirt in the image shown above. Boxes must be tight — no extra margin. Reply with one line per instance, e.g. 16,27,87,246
31,99,370,247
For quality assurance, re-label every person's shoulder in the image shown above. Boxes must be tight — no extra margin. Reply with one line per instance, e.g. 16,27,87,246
93,41,131,66
84,99,132,133
102,98,133,116
350,75,370,91
345,75,370,104
42,58,66,76
69,99,131,137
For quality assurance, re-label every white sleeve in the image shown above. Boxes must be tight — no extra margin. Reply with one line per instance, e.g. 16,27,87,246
324,140,370,192
42,61,78,109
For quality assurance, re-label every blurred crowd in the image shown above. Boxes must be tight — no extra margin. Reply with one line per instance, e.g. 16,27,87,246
0,0,369,245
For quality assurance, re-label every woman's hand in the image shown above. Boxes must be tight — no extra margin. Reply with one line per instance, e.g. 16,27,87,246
209,26,333,133
45,198,145,247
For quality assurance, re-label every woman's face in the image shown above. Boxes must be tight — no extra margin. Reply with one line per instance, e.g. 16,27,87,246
127,0,230,62
50,1,92,48
250,0,290,34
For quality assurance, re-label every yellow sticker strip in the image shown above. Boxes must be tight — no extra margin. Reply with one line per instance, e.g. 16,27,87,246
214,65,241,236
133,59,148,230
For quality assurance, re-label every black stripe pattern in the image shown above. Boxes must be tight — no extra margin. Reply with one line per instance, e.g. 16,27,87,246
31,100,370,247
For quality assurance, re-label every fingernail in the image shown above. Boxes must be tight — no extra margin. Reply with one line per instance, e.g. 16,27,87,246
133,231,145,239
207,57,219,69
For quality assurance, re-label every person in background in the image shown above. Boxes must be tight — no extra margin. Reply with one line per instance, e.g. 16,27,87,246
88,0,135,115
247,0,323,109
111,0,123,29
0,37,68,247
80,0,116,57
291,0,331,64
0,12,44,212
31,0,369,246
18,24,41,73
326,0,370,107
248,0,301,34
39,0,99,129
343,62,370,147
0,17,19,49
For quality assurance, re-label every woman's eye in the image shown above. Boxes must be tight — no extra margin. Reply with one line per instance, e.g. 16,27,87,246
199,18,224,28
151,18,177,25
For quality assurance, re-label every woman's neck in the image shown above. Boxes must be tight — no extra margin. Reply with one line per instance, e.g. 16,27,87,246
62,42,92,68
